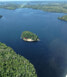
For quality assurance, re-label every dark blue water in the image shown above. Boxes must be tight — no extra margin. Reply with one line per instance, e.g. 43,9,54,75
0,8,67,77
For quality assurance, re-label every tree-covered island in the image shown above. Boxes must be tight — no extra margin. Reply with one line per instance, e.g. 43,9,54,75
21,31,39,42
0,42,37,77
58,15,67,21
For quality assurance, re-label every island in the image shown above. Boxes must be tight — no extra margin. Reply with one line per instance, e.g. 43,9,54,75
0,42,37,77
58,15,67,21
0,15,2,18
21,31,39,42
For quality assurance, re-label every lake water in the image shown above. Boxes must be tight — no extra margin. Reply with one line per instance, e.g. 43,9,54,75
0,8,67,77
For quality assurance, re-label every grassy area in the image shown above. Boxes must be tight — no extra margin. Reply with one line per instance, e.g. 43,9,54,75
0,42,37,77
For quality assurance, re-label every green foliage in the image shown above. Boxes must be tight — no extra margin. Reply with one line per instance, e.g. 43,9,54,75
58,15,67,21
0,42,37,77
21,31,39,41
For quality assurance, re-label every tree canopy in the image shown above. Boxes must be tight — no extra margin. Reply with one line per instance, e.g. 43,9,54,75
0,42,37,77
21,31,39,41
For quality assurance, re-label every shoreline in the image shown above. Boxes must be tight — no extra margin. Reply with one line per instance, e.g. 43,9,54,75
23,38,34,42
21,37,40,42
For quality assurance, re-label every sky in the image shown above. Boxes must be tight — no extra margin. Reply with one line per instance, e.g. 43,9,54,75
0,0,67,1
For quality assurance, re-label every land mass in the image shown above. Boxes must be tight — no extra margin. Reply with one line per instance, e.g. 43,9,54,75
21,31,39,42
0,42,37,77
1,2,67,20
58,15,67,21
1,2,67,21
1,2,67,13
23,4,67,13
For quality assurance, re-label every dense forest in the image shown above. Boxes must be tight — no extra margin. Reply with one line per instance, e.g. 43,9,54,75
21,31,39,41
0,42,37,77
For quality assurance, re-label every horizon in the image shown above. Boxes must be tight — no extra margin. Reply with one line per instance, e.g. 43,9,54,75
0,0,67,2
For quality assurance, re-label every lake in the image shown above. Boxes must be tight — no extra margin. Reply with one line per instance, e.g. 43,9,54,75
0,8,67,77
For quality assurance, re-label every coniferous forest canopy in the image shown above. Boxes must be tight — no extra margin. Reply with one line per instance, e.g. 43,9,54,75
0,42,37,77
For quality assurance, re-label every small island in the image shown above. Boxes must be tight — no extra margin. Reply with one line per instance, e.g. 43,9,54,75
21,31,39,42
58,15,67,21
0,15,2,18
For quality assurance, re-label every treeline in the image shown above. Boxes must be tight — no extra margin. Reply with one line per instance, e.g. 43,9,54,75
1,2,67,13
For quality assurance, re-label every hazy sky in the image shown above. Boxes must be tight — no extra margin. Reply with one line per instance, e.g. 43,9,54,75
0,0,67,1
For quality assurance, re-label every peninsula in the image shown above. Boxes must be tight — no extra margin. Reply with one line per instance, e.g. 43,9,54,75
21,31,39,42
58,15,67,21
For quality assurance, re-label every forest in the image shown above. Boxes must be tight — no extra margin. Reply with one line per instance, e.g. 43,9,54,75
0,42,37,77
